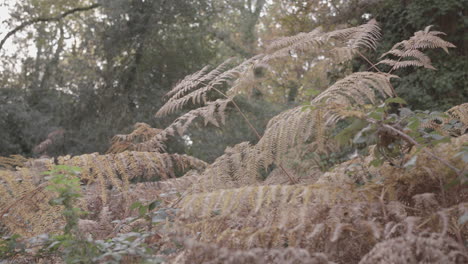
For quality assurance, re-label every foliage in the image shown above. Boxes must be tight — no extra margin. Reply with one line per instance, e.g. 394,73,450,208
44,165,84,234
1,4,468,264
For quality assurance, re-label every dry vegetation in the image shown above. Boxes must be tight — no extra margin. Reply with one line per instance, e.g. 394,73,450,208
1,20,467,263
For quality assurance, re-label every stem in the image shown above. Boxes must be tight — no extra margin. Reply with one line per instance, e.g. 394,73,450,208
387,56,403,75
367,118,462,176
356,50,398,97
212,87,298,184
356,50,382,73
230,99,262,139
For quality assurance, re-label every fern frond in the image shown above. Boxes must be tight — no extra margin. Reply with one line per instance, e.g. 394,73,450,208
133,170,201,202
263,27,325,62
60,151,207,203
327,19,381,51
417,103,468,136
325,19,381,62
0,169,63,237
360,233,468,264
156,57,260,118
165,59,233,101
312,72,396,106
377,59,428,70
78,206,114,239
266,27,324,53
378,25,455,71
177,72,393,193
177,238,333,264
446,103,468,135
0,155,28,170
164,66,211,99
136,99,232,152
164,99,231,137
263,19,380,64
107,123,163,154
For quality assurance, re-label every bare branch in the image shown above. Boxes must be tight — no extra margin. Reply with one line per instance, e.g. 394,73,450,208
0,3,101,51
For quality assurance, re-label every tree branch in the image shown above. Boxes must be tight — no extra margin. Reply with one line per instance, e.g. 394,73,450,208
0,3,101,51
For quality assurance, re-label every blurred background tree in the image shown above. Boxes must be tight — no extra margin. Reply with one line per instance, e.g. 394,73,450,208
0,0,466,161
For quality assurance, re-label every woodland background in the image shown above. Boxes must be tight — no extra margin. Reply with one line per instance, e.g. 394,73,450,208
1,0,467,161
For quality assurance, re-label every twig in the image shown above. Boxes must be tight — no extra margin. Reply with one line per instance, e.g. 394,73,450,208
382,124,461,175
367,117,462,176
0,3,101,51
356,50,398,97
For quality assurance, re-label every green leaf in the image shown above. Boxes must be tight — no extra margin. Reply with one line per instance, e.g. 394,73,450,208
148,201,161,211
130,202,142,210
407,118,420,132
139,206,147,216
370,158,383,167
368,111,383,120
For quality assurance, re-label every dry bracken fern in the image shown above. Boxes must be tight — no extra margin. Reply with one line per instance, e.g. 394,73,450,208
107,122,163,154
378,25,456,71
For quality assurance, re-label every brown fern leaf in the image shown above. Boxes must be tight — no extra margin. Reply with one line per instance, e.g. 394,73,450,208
107,123,163,154
325,19,381,62
190,142,259,192
263,19,380,64
360,233,468,264
156,57,260,118
0,155,29,170
59,151,207,203
78,206,114,239
378,25,455,71
165,59,234,101
176,238,333,264
133,170,201,202
446,103,468,135
136,99,231,152
189,82,386,193
263,27,325,62
313,72,396,107
0,169,63,237
327,19,381,51
266,27,324,53
165,66,211,99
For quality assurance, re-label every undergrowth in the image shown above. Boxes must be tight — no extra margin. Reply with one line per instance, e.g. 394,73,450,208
1,20,467,263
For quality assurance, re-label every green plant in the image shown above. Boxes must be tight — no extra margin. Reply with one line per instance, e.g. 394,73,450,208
39,165,101,263
44,165,84,234
0,234,24,259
